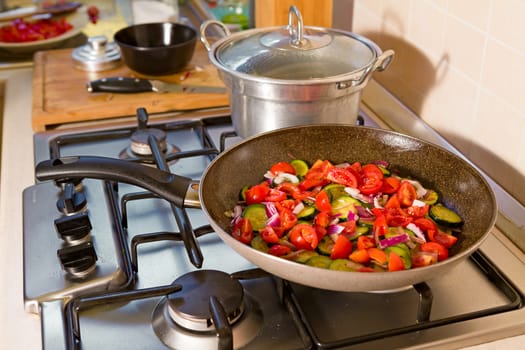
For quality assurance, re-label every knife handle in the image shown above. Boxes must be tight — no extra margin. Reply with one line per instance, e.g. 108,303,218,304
87,77,154,93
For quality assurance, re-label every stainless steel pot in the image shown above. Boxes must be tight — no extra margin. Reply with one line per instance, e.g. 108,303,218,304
200,6,394,138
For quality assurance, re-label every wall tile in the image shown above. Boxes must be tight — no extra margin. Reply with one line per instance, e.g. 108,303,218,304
443,16,486,81
353,0,525,204
481,38,525,112
421,67,478,153
447,0,491,31
489,0,525,54
407,0,446,56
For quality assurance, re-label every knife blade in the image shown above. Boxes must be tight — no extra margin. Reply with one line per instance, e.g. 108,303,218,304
86,77,227,94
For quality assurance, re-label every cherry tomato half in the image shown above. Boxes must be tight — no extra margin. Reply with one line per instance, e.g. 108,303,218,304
397,181,417,207
268,244,292,257
245,183,269,204
326,167,358,188
260,226,280,243
264,188,287,202
289,223,318,250
357,235,375,250
420,242,449,261
388,251,405,271
315,190,332,212
382,176,401,194
277,207,298,230
359,163,384,195
270,161,296,175
330,235,352,259
231,218,253,244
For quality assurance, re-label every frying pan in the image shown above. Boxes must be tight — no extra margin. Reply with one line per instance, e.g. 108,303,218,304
35,125,497,292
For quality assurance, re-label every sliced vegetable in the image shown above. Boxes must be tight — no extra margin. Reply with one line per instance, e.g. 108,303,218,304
231,158,462,273
270,161,296,175
388,251,405,271
289,223,318,250
331,195,359,220
305,255,332,268
429,203,463,227
317,235,334,255
330,235,352,259
290,159,309,177
231,218,253,244
242,204,268,231
250,235,269,252
329,259,357,271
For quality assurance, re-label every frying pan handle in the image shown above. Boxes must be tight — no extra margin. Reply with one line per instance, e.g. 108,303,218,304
35,156,194,208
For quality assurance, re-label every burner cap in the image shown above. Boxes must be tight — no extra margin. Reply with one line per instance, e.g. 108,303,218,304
152,270,263,349
130,128,167,156
167,270,244,331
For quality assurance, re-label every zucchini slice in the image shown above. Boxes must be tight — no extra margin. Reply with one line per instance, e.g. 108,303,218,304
250,235,269,252
429,203,463,228
331,195,360,220
242,204,268,231
290,159,309,177
329,259,357,271
317,235,334,255
297,205,316,220
305,255,332,269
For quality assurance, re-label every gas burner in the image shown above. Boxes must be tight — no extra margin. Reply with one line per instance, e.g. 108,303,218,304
118,135,181,162
152,270,263,349
118,108,181,163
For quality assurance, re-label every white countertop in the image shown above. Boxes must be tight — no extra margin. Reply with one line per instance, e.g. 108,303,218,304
0,68,41,348
1,69,524,349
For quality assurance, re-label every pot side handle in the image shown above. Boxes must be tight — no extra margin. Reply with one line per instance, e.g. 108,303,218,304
374,49,395,72
200,20,232,51
337,49,395,90
35,156,194,208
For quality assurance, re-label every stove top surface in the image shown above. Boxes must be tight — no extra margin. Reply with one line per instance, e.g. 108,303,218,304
23,107,525,349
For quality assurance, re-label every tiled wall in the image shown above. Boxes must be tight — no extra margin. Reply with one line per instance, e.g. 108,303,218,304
352,0,525,205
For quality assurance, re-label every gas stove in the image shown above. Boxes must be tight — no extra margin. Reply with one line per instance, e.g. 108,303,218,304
23,85,525,349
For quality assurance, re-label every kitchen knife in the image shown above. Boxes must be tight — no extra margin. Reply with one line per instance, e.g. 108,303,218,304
86,77,227,94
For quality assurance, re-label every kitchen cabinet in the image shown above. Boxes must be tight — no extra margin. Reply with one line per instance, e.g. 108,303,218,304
254,0,333,27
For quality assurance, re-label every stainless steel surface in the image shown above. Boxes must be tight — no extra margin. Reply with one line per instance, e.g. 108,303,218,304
22,90,525,348
199,6,394,138
71,35,122,72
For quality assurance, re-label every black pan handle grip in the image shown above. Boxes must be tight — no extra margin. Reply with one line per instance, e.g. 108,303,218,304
86,77,154,93
36,156,193,208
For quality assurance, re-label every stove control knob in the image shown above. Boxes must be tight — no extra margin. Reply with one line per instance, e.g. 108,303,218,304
57,241,98,278
54,212,92,243
57,182,87,214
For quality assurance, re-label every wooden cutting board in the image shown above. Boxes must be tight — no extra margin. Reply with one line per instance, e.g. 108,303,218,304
32,43,229,131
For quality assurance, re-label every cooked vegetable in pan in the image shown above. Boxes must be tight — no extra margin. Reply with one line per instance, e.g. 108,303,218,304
228,159,463,272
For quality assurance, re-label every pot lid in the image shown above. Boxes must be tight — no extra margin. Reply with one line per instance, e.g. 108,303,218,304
202,6,379,80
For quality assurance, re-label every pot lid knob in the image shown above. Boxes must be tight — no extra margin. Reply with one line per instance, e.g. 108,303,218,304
259,5,332,51
72,35,122,72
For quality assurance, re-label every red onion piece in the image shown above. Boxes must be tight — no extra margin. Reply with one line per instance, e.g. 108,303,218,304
407,223,426,243
374,160,389,168
327,224,344,235
379,233,410,249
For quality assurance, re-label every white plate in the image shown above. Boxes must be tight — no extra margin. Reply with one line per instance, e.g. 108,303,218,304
0,9,87,53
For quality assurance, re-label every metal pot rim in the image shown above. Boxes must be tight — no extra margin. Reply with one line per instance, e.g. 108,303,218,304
200,7,387,82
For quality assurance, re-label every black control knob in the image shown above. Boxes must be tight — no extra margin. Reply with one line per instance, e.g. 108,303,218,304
56,182,87,214
57,241,98,277
54,212,92,242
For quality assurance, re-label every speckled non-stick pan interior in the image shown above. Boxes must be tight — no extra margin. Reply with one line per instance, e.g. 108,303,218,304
200,124,497,291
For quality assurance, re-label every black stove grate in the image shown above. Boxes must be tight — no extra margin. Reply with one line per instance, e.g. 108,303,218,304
40,111,524,349
285,250,522,349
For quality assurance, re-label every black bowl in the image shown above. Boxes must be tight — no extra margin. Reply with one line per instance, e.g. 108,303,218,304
114,22,197,76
